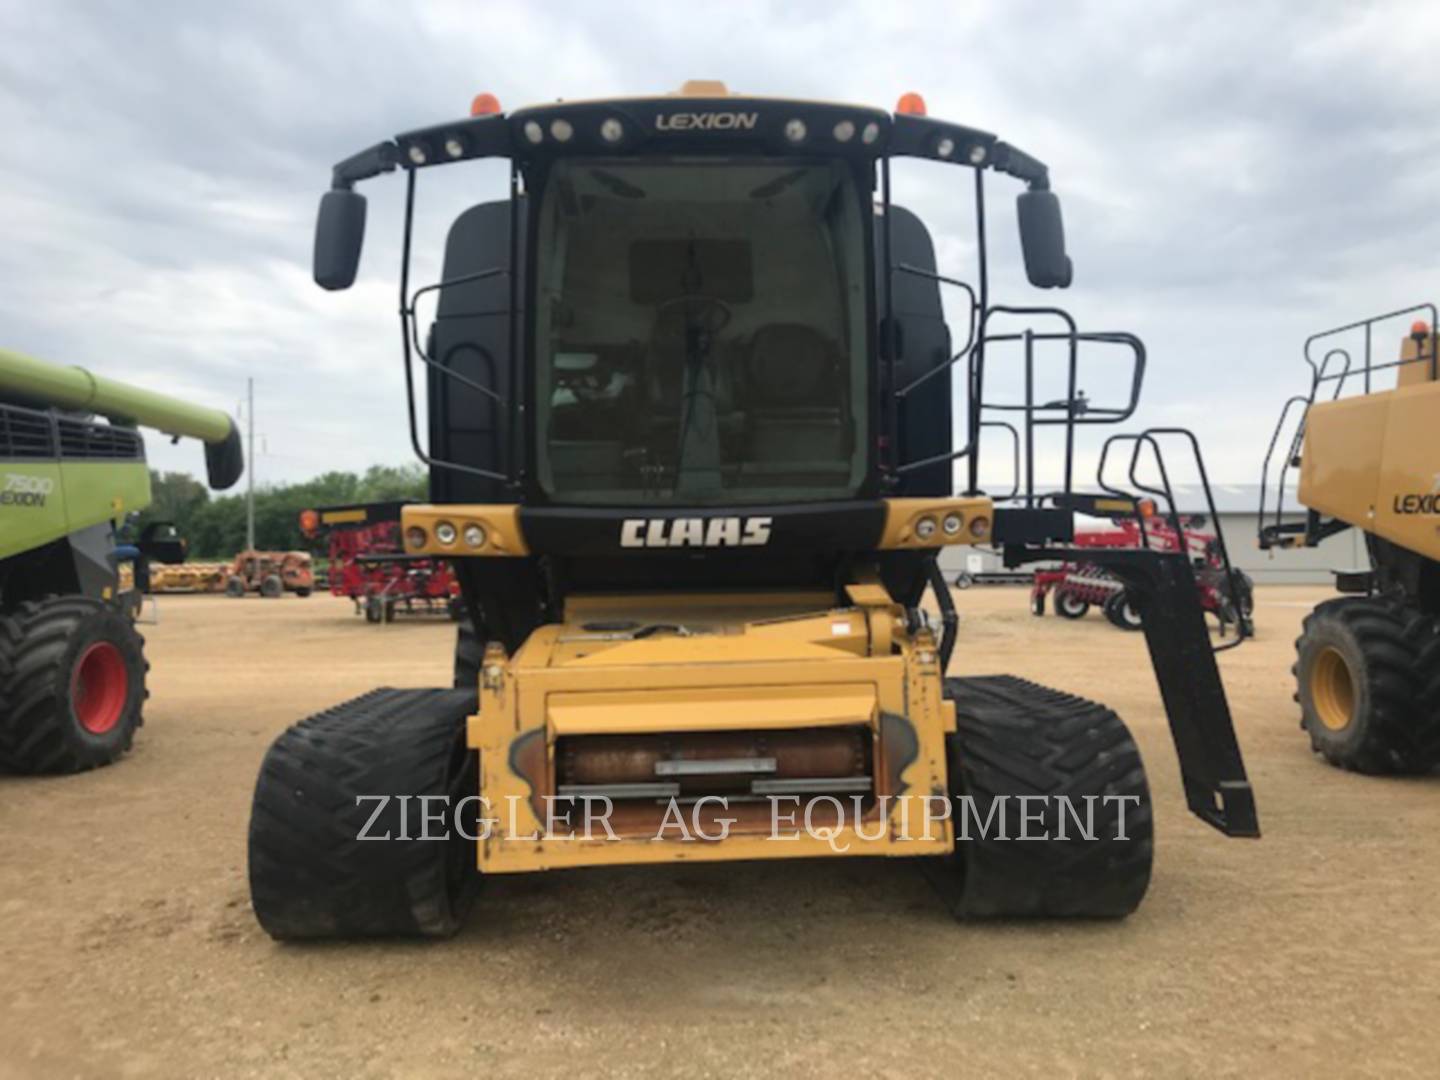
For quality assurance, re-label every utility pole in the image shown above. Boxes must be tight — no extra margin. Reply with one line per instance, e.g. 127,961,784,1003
245,377,255,551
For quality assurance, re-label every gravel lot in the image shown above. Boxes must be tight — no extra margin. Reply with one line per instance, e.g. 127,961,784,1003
2,585,1437,1079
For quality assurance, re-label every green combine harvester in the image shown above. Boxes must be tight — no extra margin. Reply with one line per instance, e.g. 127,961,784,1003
0,347,243,773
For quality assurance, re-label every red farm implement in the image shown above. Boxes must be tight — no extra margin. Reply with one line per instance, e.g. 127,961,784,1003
1031,512,1254,635
299,502,461,623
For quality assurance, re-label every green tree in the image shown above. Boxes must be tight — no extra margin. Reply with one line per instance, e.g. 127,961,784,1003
133,465,429,558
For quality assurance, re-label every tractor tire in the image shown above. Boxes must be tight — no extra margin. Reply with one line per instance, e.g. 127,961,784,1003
954,572,975,590
1294,598,1440,774
0,597,148,774
248,687,481,940
364,596,383,624
933,675,1153,918
454,618,482,690
225,576,246,598
1054,591,1089,619
295,587,312,599
383,600,398,624
1030,591,1046,617
260,575,284,599
1103,592,1144,631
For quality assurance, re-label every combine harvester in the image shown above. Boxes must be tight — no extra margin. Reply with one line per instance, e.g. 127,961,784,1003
299,501,460,622
1031,509,1254,637
1261,307,1440,772
0,347,242,771
248,82,1259,938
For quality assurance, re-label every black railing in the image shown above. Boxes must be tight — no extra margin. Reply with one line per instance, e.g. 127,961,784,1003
1098,428,1252,650
1259,301,1436,549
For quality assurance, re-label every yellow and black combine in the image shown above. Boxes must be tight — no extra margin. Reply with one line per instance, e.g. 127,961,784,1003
1261,307,1440,772
248,83,1258,938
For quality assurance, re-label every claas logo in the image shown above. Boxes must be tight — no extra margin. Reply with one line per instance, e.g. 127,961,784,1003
620,516,772,548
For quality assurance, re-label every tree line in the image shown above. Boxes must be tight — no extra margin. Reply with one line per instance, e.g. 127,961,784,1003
130,464,427,558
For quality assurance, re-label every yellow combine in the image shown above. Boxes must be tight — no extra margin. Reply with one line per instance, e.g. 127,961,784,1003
248,83,1258,938
1261,308,1440,771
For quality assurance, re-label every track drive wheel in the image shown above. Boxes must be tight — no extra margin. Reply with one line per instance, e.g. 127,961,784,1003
225,576,246,598
0,597,148,773
1294,598,1440,774
934,675,1153,918
454,618,482,690
1054,590,1089,619
1103,591,1144,631
248,688,480,940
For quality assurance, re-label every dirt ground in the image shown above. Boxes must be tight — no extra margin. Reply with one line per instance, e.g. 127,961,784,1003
2,585,1437,1079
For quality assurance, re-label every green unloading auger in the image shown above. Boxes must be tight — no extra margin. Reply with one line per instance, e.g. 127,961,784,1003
0,346,243,489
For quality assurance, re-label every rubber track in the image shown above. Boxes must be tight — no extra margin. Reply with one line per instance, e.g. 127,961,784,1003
248,687,479,940
939,675,1153,918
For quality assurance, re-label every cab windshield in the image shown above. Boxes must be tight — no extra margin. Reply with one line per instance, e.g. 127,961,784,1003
533,158,869,505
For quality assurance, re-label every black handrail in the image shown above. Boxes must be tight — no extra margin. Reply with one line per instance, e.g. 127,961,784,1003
1098,427,1251,651
1260,301,1437,550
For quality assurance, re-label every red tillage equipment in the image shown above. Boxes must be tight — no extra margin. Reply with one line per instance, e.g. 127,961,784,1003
1031,513,1254,634
299,502,461,623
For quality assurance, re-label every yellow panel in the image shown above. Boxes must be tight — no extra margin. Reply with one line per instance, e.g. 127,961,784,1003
319,508,367,525
401,503,528,556
1373,379,1440,559
880,496,993,548
1298,394,1388,529
562,634,854,666
548,683,878,735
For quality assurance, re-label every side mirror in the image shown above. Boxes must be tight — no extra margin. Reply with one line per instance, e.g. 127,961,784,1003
1017,189,1073,289
137,521,189,565
314,189,367,290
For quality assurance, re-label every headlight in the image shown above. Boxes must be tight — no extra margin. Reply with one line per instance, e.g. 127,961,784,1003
406,526,427,548
435,521,457,546
942,513,963,536
915,516,938,540
463,524,487,549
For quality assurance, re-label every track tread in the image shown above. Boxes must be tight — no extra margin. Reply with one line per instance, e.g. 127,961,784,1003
247,687,480,940
938,675,1153,918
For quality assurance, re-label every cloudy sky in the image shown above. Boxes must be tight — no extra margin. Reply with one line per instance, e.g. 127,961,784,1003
3,0,1438,495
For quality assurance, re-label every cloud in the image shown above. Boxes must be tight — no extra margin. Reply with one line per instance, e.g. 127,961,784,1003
2,0,1437,494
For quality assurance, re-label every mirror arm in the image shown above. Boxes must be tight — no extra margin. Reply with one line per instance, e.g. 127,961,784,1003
331,142,399,191
992,141,1051,191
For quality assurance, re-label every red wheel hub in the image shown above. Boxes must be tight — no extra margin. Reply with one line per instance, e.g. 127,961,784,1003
71,642,128,735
